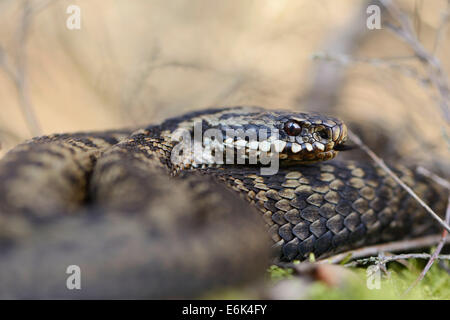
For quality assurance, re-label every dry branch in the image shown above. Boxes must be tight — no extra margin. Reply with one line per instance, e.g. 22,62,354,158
319,234,450,265
416,166,450,190
0,0,46,137
432,0,450,54
349,129,450,233
380,0,450,122
403,197,450,295
343,253,450,268
301,0,383,113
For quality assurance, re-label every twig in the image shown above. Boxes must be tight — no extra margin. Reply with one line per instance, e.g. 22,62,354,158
403,197,450,295
314,1,450,122
349,129,450,233
413,0,423,41
312,52,431,87
0,0,43,137
380,0,450,122
432,0,450,54
416,166,450,190
0,0,59,141
343,253,450,268
300,0,382,112
15,0,41,137
318,234,450,264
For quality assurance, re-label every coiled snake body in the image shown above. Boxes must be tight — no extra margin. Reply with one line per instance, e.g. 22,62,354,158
0,106,446,298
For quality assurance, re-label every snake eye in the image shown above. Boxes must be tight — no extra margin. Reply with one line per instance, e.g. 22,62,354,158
284,121,302,136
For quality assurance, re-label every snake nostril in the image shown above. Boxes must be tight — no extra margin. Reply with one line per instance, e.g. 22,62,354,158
318,129,329,140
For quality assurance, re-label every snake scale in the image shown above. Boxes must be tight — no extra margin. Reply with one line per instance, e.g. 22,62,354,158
0,106,447,298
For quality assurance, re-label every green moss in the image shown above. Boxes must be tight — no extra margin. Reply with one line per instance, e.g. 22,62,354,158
267,265,295,281
307,260,450,300
266,259,450,299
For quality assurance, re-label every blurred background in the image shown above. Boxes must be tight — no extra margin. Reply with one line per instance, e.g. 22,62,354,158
0,0,449,170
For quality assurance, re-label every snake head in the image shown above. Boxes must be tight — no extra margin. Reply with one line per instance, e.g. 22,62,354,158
165,106,350,167
277,112,348,163
217,108,349,163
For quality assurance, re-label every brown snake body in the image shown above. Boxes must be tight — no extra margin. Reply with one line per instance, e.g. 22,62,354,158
0,106,446,298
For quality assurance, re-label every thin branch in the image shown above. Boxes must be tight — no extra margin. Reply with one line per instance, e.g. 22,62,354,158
0,0,44,137
343,253,450,268
318,234,450,265
312,52,431,86
380,0,450,122
403,198,450,295
416,166,450,190
432,0,450,54
413,0,423,41
300,0,382,112
15,0,41,137
349,129,450,233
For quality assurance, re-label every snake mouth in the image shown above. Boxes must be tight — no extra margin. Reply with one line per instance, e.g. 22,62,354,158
271,140,340,163
280,147,338,163
280,141,354,163
217,139,344,163
333,143,356,151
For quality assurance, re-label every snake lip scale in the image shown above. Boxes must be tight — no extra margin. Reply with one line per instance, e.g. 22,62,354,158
165,106,349,167
0,106,446,298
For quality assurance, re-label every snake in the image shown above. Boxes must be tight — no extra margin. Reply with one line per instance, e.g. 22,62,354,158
0,106,447,298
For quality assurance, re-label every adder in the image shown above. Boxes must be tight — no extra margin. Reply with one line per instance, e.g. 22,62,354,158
0,106,446,298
